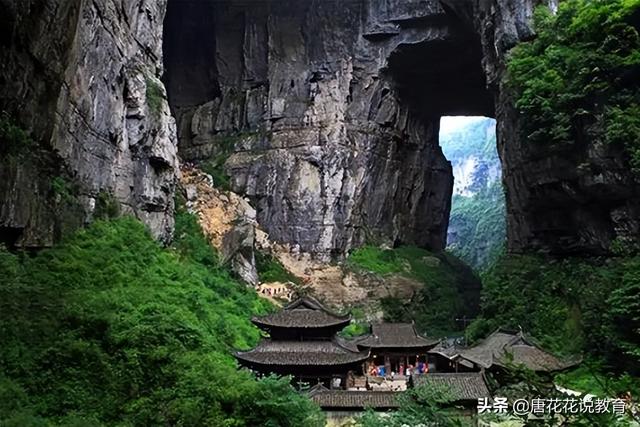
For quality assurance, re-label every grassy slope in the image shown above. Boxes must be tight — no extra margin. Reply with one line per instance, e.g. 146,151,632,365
0,212,324,426
347,246,480,337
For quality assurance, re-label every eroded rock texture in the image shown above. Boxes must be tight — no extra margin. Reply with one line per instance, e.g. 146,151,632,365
3,0,636,258
0,0,179,247
164,0,498,259
475,0,640,255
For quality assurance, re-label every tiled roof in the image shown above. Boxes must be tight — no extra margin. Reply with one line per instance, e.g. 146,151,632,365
458,331,516,368
428,340,465,360
357,323,438,348
235,339,370,366
494,344,579,372
457,329,579,372
412,373,491,402
308,386,400,409
252,297,350,329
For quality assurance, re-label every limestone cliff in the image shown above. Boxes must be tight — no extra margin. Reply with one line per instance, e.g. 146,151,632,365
0,0,179,247
163,0,501,259
2,0,638,261
475,0,640,256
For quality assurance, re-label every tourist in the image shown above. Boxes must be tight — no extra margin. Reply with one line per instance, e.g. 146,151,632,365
369,364,378,376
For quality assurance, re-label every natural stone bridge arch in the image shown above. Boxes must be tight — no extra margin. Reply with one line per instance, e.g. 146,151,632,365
163,0,498,259
2,0,636,257
165,0,640,258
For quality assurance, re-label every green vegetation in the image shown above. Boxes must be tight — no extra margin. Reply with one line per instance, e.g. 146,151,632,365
255,251,302,285
0,215,324,426
51,177,75,204
145,76,164,119
440,117,505,271
199,134,249,191
484,364,637,426
357,384,470,427
469,254,640,377
339,322,369,338
507,0,640,172
339,307,370,338
93,191,120,220
556,363,640,398
0,112,36,157
348,246,480,337
448,181,506,270
439,118,497,169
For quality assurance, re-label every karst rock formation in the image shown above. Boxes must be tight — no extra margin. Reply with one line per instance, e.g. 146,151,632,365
2,0,638,259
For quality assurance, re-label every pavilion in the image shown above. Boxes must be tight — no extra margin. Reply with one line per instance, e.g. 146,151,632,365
234,297,369,388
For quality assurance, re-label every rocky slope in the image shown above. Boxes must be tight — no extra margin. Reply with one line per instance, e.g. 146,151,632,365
0,0,179,247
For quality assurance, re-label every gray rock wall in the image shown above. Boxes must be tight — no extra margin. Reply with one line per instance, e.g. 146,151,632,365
3,0,637,258
475,0,640,255
165,0,473,259
0,0,179,247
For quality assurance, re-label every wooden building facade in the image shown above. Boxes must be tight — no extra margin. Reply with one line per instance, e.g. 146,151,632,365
356,323,438,377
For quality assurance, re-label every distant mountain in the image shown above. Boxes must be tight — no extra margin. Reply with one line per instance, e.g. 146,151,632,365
440,117,505,270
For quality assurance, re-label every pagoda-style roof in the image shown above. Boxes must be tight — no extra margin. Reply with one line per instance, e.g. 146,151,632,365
251,296,351,329
449,329,579,372
356,323,438,349
308,385,400,409
235,338,370,366
411,373,490,402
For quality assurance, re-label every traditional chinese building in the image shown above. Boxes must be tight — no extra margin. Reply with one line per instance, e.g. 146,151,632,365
234,297,369,388
428,328,579,375
307,384,400,421
355,322,438,379
410,372,491,410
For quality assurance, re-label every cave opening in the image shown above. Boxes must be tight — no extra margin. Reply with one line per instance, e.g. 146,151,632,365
384,23,505,267
439,116,506,270
161,0,507,265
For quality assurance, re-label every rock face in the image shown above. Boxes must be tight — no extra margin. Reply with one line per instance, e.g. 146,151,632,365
3,0,638,259
440,118,500,198
163,0,500,259
475,0,640,255
0,0,179,247
181,167,259,285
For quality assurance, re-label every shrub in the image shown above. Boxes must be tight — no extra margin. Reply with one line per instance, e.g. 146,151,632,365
348,246,480,337
255,251,301,285
507,0,640,173
0,112,35,157
145,76,164,119
357,384,465,427
0,217,323,426
199,134,244,191
475,253,640,374
93,191,120,220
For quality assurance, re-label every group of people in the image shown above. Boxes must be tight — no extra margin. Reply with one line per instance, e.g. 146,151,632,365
256,284,294,300
367,360,429,378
